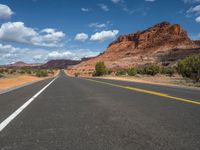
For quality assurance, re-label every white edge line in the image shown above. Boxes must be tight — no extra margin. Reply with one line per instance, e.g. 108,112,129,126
0,76,58,132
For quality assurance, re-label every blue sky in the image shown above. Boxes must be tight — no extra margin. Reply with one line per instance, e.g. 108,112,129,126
0,0,200,64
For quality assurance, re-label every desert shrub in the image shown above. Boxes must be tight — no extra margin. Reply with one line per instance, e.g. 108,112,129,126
0,73,4,78
35,70,48,77
138,64,160,76
107,69,113,75
0,68,4,74
177,54,200,82
127,67,137,76
74,72,80,77
94,62,107,76
25,69,32,74
160,67,176,76
48,69,54,75
116,69,127,76
18,69,26,74
8,69,17,74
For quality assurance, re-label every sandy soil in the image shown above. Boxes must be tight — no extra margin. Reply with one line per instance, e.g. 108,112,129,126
0,75,44,91
95,75,200,89
0,70,59,92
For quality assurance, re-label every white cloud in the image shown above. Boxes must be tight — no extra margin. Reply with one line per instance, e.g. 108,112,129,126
111,0,122,4
187,5,200,14
89,23,106,28
182,0,200,3
74,33,88,41
46,50,99,60
0,43,100,64
0,22,65,47
99,4,109,11
32,28,65,47
0,4,13,19
81,8,90,12
90,30,119,41
195,16,200,22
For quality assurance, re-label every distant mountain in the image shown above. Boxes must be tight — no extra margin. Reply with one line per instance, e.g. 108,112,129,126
40,60,81,69
6,61,40,68
69,21,200,76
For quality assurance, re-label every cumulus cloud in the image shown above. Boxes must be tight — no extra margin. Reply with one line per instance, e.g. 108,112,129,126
0,4,13,19
99,4,109,11
90,30,119,41
0,43,100,64
46,50,99,61
74,33,88,41
0,22,65,47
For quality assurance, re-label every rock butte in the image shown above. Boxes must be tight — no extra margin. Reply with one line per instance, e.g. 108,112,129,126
68,21,200,76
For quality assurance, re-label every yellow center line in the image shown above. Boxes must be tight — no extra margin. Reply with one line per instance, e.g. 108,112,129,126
85,78,200,105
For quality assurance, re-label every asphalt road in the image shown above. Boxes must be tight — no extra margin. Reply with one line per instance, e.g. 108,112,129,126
0,71,199,150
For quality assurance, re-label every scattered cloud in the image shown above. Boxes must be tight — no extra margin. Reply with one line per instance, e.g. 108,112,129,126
195,16,200,22
0,4,13,19
187,5,200,14
110,0,138,14
74,33,88,41
81,8,90,12
182,0,200,3
98,4,109,11
46,50,99,61
0,22,65,47
89,23,106,29
0,43,100,64
90,30,119,41
186,4,200,23
111,0,122,4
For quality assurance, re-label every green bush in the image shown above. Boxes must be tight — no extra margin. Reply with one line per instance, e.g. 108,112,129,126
138,64,160,76
116,69,127,76
74,72,80,77
0,68,4,74
160,67,175,76
94,62,107,76
177,54,200,82
9,69,17,74
35,70,48,77
107,69,113,75
127,67,137,76
18,69,26,74
25,69,32,74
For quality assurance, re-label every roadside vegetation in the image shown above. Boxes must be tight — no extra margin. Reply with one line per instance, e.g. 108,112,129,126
0,68,55,78
92,55,200,84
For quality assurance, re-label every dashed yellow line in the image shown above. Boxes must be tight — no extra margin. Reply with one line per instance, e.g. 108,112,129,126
85,78,200,105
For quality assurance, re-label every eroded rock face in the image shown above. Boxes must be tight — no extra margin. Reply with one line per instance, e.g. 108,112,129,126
69,22,200,76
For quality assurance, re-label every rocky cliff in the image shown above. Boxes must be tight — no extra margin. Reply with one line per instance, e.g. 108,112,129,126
68,22,200,76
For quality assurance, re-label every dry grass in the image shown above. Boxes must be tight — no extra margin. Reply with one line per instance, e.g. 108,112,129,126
97,74,200,89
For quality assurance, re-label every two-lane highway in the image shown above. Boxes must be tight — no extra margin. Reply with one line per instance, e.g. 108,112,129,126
0,71,199,150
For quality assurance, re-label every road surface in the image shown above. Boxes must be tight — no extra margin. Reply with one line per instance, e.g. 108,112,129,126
0,71,199,150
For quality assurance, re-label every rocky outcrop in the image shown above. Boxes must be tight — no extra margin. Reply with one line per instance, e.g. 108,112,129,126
68,22,200,76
